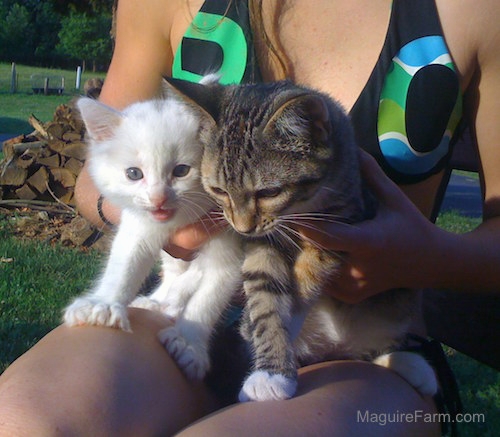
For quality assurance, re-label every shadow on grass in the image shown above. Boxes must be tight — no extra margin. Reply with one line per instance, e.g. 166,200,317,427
0,319,56,373
449,351,500,436
0,116,32,135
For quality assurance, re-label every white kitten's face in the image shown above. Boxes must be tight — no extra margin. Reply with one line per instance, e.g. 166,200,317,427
78,98,211,223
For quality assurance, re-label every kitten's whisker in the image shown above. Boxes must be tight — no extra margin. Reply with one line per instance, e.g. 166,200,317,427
276,227,303,253
280,217,359,234
179,198,210,218
278,224,326,252
178,199,217,234
182,193,219,210
278,219,347,245
182,189,218,201
319,186,344,195
281,212,354,225
184,190,218,201
282,212,345,219
178,195,228,236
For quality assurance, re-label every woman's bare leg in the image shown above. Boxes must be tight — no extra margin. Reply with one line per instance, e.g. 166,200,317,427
0,308,218,437
0,308,441,437
177,361,441,437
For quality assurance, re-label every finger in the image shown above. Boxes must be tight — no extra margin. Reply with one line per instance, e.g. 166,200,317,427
167,212,228,252
163,244,198,261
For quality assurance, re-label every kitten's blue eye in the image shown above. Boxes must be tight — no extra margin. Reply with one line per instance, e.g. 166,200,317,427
257,187,282,198
126,167,143,180
173,164,191,178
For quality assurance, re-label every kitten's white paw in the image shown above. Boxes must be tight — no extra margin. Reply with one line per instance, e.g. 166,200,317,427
130,296,162,311
238,370,298,402
64,297,130,331
373,351,438,396
157,326,210,380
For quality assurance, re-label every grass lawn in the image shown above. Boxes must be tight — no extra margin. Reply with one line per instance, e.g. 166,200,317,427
0,214,103,370
0,62,106,133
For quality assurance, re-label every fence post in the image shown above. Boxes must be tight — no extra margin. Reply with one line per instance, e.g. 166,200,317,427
76,66,82,90
10,62,17,93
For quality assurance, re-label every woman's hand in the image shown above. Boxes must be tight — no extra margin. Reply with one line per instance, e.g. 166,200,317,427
297,152,442,303
163,211,228,260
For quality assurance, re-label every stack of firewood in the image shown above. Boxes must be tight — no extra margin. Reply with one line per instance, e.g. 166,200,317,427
0,100,111,250
0,103,86,205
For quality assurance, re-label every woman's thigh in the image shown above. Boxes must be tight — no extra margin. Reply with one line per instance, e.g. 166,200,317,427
0,310,442,437
0,308,218,437
178,361,441,437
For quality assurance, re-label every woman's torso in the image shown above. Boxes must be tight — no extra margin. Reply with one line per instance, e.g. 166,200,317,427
169,0,477,218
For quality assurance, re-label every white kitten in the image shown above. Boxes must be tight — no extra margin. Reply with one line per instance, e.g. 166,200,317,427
64,96,242,380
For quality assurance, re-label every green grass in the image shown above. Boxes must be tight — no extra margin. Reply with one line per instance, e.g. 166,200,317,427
0,214,103,372
435,210,481,233
444,348,500,436
0,62,106,132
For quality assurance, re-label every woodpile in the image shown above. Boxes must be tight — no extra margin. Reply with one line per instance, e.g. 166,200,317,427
1,104,85,205
0,99,110,251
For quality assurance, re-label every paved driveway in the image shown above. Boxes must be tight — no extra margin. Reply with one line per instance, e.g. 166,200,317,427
440,172,482,218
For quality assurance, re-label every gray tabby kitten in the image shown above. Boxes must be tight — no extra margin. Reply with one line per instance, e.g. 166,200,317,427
168,78,437,402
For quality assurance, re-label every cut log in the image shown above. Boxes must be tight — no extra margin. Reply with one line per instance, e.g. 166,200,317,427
64,157,83,174
46,123,67,141
15,184,37,200
3,141,47,162
16,151,37,169
50,168,76,188
27,167,49,194
2,134,27,154
38,154,61,168
61,216,96,247
0,165,27,186
62,131,83,142
16,147,45,168
57,191,74,206
29,114,48,139
59,142,87,160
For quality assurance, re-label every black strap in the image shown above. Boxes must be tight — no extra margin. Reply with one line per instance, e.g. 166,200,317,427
402,333,463,436
97,194,115,228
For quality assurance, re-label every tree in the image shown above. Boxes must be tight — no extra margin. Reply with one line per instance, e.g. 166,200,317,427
57,11,112,72
0,3,34,63
52,0,115,15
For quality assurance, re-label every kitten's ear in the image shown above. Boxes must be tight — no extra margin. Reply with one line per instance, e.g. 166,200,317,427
76,97,123,141
264,94,331,143
163,76,223,124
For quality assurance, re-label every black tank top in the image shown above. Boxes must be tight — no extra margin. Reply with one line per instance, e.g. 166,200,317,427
172,0,463,184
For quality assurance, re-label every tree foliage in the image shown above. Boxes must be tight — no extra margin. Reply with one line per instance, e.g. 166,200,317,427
52,0,115,15
0,0,114,69
57,11,112,71
0,3,34,63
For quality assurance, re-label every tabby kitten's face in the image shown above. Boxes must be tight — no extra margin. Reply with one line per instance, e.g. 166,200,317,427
167,79,364,237
201,115,332,237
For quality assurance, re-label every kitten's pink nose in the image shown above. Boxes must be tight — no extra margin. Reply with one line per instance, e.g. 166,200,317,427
151,194,168,208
